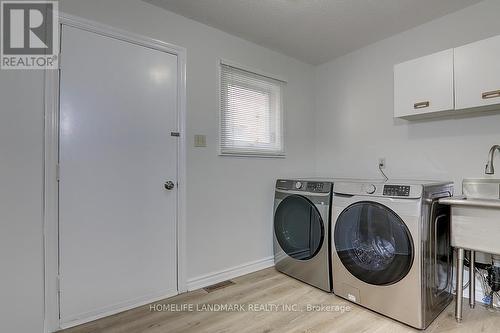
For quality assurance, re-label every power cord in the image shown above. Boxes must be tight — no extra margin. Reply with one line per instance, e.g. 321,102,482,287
378,162,388,182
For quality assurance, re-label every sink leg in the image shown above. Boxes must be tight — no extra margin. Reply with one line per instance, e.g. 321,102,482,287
456,248,465,323
470,250,475,309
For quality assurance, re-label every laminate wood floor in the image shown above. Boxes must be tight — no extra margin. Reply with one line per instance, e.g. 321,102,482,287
59,267,500,333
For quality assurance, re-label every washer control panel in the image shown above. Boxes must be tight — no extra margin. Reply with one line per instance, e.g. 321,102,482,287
383,185,410,197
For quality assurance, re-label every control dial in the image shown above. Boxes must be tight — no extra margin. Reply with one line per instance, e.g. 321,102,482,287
295,181,303,190
366,184,376,194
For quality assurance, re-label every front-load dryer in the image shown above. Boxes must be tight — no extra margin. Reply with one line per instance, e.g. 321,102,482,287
331,180,454,329
273,179,333,292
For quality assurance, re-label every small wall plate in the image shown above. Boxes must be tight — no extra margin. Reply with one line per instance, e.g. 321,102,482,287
194,135,207,147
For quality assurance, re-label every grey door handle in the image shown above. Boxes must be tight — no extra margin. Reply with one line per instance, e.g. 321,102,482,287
164,181,175,190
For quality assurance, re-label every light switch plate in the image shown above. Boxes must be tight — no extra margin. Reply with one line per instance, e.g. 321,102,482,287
194,135,207,147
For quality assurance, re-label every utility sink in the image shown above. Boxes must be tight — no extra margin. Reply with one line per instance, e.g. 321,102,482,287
462,178,500,199
439,178,500,255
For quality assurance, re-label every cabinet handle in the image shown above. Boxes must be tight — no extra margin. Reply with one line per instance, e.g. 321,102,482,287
414,101,430,109
482,90,500,99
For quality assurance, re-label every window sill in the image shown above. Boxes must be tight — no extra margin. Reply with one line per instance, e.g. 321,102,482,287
219,152,286,159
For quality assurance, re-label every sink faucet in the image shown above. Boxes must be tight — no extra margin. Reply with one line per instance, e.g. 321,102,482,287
485,145,500,174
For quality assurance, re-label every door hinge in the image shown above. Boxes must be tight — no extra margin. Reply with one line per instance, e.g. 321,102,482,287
171,132,180,137
56,164,60,182
56,275,61,294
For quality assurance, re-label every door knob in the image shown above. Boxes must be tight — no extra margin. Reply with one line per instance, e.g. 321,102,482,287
164,181,175,190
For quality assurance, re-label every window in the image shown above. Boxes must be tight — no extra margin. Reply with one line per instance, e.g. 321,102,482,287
220,63,285,157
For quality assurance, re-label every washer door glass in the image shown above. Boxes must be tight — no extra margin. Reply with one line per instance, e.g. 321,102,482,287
334,201,414,285
274,195,324,261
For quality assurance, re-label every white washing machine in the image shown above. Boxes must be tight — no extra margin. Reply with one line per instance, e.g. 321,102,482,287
273,179,333,292
331,180,454,329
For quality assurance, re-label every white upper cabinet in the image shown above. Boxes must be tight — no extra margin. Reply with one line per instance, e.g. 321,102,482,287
455,35,500,110
394,34,500,119
394,49,454,118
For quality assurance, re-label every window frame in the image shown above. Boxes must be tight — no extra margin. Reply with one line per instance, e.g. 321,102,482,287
218,59,286,158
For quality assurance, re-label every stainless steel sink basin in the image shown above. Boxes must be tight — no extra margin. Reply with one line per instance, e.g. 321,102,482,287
439,178,500,255
463,178,500,199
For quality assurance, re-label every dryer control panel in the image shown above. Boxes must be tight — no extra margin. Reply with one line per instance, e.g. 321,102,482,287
276,179,332,193
383,185,410,197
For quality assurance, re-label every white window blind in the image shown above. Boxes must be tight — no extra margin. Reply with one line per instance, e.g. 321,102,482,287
220,63,285,157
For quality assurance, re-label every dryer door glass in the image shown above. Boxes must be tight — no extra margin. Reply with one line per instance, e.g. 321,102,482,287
274,195,324,261
334,201,414,285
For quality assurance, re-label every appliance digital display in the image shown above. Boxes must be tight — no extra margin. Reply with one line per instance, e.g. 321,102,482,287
383,185,410,197
307,182,324,191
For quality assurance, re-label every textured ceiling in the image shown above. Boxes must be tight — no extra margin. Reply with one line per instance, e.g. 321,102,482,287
144,0,482,65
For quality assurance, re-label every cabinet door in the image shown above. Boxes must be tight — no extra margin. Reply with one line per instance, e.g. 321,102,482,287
455,35,500,110
394,49,454,118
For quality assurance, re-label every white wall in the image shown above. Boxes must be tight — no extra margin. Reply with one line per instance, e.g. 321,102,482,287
0,1,315,331
0,70,45,333
315,0,500,188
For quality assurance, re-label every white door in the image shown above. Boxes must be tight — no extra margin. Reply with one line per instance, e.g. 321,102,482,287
59,26,178,324
455,34,500,110
394,49,454,118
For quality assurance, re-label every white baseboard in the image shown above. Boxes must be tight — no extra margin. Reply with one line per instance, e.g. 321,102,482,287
59,289,178,330
187,256,275,291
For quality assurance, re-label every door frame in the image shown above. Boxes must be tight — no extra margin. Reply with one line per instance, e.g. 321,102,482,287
43,13,187,332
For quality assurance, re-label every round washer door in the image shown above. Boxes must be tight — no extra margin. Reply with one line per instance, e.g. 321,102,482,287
334,201,414,286
274,195,324,261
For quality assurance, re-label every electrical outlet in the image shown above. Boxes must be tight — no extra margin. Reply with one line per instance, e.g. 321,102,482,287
378,158,386,169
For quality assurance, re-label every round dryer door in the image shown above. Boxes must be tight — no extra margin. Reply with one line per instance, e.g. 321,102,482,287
334,201,414,286
274,195,324,261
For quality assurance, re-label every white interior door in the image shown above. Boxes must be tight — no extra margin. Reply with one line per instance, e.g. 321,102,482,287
59,25,178,325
